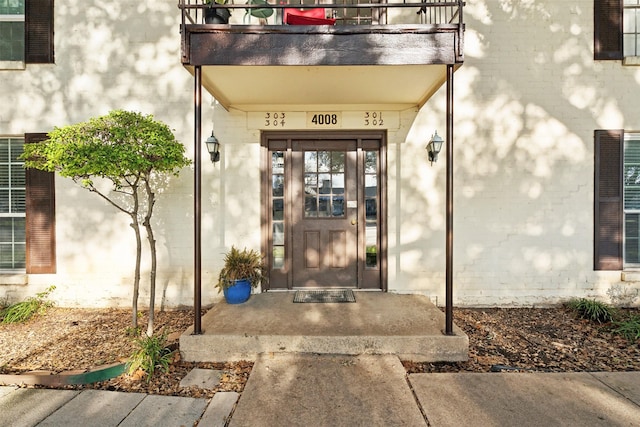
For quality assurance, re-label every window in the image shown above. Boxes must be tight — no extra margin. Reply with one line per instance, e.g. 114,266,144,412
0,0,25,62
0,134,56,273
624,134,640,265
271,151,285,269
0,137,26,269
0,0,53,67
624,0,640,56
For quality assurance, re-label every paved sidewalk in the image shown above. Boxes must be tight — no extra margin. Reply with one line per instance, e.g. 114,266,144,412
0,387,236,427
410,371,640,426
1,355,640,426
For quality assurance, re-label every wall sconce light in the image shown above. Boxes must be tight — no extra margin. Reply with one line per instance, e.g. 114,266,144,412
205,131,220,163
426,130,444,165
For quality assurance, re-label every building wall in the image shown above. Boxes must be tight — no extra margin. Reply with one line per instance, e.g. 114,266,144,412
400,0,640,306
2,0,639,309
0,1,207,308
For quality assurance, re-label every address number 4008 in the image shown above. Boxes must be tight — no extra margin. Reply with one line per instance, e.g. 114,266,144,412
310,113,339,125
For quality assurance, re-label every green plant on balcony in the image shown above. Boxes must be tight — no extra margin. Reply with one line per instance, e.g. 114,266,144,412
204,0,231,24
244,0,274,22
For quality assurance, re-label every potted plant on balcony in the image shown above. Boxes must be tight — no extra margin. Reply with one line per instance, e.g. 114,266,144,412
204,0,231,24
216,246,266,304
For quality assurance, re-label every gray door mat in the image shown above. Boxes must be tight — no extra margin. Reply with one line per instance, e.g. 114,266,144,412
293,289,356,303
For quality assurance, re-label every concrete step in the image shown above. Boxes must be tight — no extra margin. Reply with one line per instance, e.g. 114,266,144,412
180,292,468,362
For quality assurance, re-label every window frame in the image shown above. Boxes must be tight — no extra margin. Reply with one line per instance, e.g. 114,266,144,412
0,137,26,271
623,133,640,267
0,0,54,68
623,0,640,57
0,2,25,66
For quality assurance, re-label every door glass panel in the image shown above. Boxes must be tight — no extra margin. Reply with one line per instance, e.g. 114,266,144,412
304,194,317,217
331,152,345,172
365,151,378,268
273,246,285,269
303,150,346,218
273,223,284,245
271,151,285,269
365,150,377,173
304,151,317,172
273,199,284,220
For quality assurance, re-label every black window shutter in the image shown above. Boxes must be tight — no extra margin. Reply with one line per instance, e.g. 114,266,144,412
594,0,623,60
25,133,56,274
25,0,54,64
594,129,623,270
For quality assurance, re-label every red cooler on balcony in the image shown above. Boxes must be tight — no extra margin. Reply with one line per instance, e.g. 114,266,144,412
283,8,336,25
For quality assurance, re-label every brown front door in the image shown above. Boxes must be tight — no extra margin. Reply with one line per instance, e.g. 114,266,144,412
263,131,385,290
291,140,358,288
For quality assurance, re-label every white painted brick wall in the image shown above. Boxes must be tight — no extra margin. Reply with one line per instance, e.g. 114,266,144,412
1,0,639,308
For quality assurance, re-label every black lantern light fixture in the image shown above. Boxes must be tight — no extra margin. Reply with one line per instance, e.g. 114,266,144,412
205,131,220,163
426,130,444,165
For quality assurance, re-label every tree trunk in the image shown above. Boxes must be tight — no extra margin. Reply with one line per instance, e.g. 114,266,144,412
130,187,142,331
130,214,142,330
143,178,157,337
86,182,142,331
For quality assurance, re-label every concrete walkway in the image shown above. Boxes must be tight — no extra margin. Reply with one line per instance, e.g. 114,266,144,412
2,355,640,426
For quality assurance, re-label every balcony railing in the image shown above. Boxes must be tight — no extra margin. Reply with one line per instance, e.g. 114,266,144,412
179,0,463,27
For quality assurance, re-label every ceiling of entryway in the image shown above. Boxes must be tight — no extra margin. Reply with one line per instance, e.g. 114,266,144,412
186,64,454,111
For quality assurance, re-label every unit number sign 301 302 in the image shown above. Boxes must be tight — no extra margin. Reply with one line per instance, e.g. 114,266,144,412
363,111,384,126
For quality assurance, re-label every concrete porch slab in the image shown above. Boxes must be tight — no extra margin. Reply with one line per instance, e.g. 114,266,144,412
180,292,468,362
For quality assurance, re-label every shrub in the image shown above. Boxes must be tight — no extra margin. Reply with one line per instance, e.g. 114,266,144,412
612,315,640,342
127,329,173,381
0,286,56,324
567,298,616,323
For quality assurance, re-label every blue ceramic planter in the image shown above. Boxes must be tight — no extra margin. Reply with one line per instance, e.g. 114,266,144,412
223,279,252,304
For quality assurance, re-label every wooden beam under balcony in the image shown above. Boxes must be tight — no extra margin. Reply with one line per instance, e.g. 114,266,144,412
183,24,462,67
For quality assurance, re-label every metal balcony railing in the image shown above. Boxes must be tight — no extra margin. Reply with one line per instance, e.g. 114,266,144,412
178,0,463,27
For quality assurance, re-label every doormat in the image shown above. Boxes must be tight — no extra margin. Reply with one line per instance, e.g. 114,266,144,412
293,289,356,303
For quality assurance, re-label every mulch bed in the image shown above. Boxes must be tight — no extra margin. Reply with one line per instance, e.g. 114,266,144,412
1,306,638,397
404,307,640,374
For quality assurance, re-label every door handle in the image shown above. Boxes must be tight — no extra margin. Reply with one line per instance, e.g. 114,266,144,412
351,219,357,225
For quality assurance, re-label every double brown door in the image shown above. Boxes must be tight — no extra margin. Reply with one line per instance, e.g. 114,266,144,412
263,132,385,290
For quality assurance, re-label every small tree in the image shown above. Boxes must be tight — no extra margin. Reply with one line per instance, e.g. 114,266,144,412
22,110,191,335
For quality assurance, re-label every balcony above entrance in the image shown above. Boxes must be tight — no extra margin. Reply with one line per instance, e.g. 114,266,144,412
179,0,465,111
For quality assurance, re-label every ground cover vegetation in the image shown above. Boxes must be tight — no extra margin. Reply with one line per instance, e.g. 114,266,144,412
0,300,638,397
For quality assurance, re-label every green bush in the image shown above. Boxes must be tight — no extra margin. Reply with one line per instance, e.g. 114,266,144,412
567,298,616,323
126,329,173,381
612,315,640,342
0,286,56,324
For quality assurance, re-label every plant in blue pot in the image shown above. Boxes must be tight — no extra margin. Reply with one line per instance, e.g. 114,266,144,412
216,246,266,304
